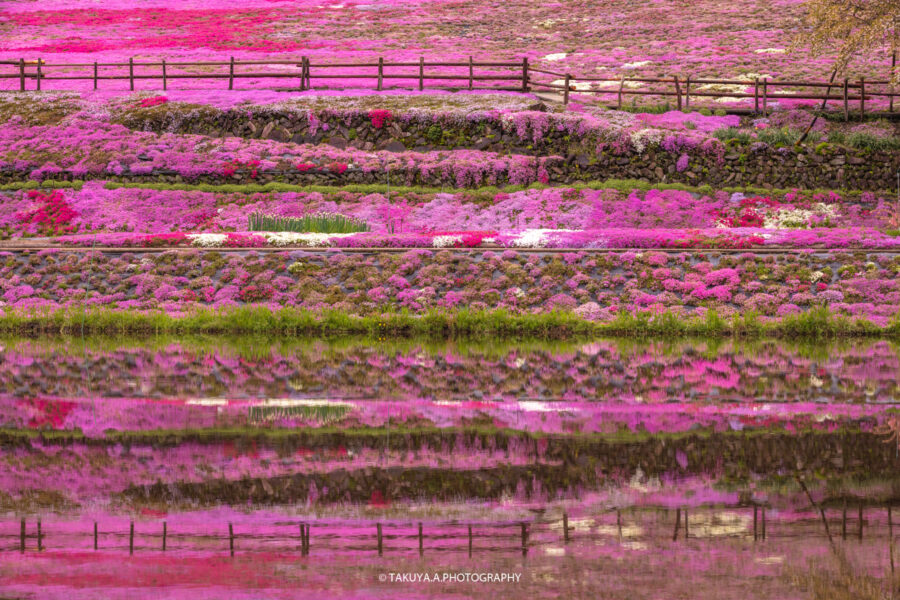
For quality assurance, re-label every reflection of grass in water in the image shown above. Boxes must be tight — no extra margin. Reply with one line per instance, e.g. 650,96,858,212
786,552,888,600
249,403,350,424
0,329,894,363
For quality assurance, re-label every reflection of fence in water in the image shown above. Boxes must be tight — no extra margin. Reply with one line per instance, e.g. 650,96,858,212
1,504,892,556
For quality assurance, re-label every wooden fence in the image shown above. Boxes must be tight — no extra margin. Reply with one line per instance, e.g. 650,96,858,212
1,503,894,556
529,68,900,118
0,57,528,93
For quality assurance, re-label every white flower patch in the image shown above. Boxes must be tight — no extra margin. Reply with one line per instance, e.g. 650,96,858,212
763,203,837,229
261,232,355,247
551,79,595,91
755,48,786,54
543,53,568,61
506,229,573,248
186,399,229,406
432,235,464,248
810,271,825,282
622,61,651,69
630,128,663,153
517,401,575,412
188,233,228,247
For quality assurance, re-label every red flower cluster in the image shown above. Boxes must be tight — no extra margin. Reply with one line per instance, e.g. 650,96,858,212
23,398,76,429
327,162,348,174
223,232,267,247
368,109,392,129
15,190,78,235
238,284,274,302
222,159,261,178
138,96,168,108
431,230,498,247
295,162,316,171
714,196,779,228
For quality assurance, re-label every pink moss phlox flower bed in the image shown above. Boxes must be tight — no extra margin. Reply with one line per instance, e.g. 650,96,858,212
0,115,559,186
2,185,898,246
0,248,898,324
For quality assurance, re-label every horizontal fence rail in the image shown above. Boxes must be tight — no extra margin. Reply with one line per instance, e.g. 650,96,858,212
2,56,528,94
4,55,896,116
530,72,899,118
2,503,895,556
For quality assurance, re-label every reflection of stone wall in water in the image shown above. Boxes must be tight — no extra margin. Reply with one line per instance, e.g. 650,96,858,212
0,339,896,403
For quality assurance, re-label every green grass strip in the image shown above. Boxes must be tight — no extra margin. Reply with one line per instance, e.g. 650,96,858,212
0,306,895,339
102,179,883,199
0,420,879,447
0,180,84,191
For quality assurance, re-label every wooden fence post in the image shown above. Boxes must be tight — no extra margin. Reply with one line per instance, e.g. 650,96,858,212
891,52,897,113
890,505,896,575
19,58,25,91
468,56,473,90
520,522,528,557
418,56,424,91
377,57,383,91
684,509,689,539
376,523,383,556
128,57,134,91
562,512,570,543
842,499,848,540
563,74,571,105
753,506,758,541
93,62,98,90
162,59,167,91
162,521,167,551
859,505,864,541
674,75,682,111
859,77,865,118
843,78,849,121
762,78,768,116
229,57,234,90
93,522,98,550
300,523,310,556
229,523,234,557
754,78,759,113
37,519,42,551
673,508,681,541
468,525,473,557
618,75,625,110
685,75,691,109
129,521,134,555
617,509,623,541
36,58,42,91
418,522,423,556
20,519,25,553
521,57,528,92
761,508,766,540
841,498,847,540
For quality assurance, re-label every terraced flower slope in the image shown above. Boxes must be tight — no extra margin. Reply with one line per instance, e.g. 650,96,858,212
3,1,900,598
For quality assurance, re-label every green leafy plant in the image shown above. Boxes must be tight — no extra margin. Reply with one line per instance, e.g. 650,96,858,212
248,212,370,233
